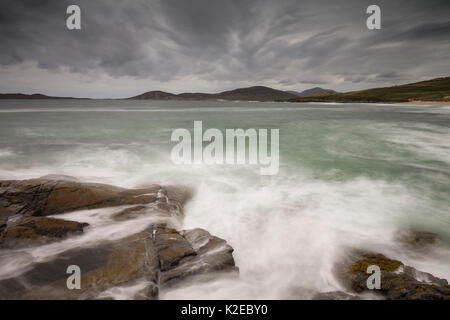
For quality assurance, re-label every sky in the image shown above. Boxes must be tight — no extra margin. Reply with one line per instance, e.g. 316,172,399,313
0,0,449,98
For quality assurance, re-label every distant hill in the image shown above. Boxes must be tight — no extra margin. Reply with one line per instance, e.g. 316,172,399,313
0,93,79,99
128,86,297,101
177,92,214,100
129,91,180,100
215,86,296,101
287,77,450,103
3,78,448,103
286,87,336,97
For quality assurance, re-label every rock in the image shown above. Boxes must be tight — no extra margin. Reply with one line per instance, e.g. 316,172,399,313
381,270,450,300
0,228,159,299
0,177,236,300
0,200,23,229
160,228,238,287
38,174,81,181
312,291,360,300
0,226,237,299
0,216,89,248
0,208,8,231
111,205,148,221
402,265,449,287
0,178,168,218
336,251,450,300
163,185,193,207
153,226,196,271
5,213,24,228
397,230,440,250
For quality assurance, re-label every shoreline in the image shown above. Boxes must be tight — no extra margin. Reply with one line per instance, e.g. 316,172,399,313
1,98,450,106
288,100,450,106
1,176,449,300
396,100,450,106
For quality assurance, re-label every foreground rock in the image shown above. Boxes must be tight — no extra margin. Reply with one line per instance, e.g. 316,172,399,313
0,177,189,220
312,291,360,300
0,177,190,249
0,177,237,300
396,230,440,250
0,216,88,248
335,251,450,300
161,228,238,288
0,224,237,299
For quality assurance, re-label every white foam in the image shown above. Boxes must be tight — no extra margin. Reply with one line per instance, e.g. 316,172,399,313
0,148,14,158
1,102,449,299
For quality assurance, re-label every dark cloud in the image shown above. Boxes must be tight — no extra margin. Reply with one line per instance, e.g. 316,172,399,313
0,0,449,97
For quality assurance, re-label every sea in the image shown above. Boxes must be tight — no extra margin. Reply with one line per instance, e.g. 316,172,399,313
0,99,449,299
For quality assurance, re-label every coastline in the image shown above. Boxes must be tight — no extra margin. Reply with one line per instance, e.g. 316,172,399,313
1,176,449,300
288,99,450,106
396,100,450,106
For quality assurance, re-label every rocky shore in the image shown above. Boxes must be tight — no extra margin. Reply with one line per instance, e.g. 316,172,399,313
315,250,450,300
0,176,238,299
0,176,449,300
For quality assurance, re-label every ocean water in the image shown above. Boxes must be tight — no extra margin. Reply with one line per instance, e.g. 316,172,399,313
0,99,449,299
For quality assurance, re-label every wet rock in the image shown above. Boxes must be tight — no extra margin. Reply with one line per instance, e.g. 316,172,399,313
0,201,22,230
0,228,159,300
312,291,359,300
0,178,165,219
336,251,450,300
5,213,24,228
0,226,237,299
0,178,236,300
96,278,159,300
160,228,238,287
397,231,440,250
112,205,148,221
0,216,89,248
0,216,7,232
402,265,449,287
164,185,193,207
153,226,196,271
133,282,159,300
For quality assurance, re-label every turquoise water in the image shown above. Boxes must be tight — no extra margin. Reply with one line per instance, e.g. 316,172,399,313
0,99,449,299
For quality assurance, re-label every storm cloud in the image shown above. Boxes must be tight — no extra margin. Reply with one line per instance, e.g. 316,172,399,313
0,0,449,98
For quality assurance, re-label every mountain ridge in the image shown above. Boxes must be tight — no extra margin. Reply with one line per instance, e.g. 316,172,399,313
0,93,82,99
1,77,449,103
286,77,450,103
286,87,336,97
128,86,297,101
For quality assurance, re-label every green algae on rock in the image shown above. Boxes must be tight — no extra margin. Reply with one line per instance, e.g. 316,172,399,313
336,251,450,300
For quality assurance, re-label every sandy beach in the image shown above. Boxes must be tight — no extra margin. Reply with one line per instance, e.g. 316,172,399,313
398,100,450,106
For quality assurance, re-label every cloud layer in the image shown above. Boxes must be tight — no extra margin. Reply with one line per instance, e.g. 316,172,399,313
0,0,449,98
